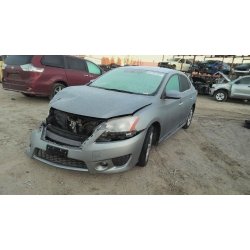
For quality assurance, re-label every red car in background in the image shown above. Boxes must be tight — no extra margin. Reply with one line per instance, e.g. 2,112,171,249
2,55,103,99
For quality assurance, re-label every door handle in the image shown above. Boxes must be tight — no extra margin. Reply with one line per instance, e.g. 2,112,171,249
84,74,89,77
191,96,193,99
89,75,94,78
179,102,183,106
248,86,250,88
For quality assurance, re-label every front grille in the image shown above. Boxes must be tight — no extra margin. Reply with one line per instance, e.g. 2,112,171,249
37,149,87,169
112,154,131,166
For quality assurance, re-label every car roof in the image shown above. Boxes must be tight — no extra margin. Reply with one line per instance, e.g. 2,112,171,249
121,66,175,74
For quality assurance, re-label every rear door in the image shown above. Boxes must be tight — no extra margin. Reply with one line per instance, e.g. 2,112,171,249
65,56,91,86
3,55,34,87
86,60,102,80
231,77,250,99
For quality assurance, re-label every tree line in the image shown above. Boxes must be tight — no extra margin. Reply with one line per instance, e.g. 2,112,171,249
101,56,137,66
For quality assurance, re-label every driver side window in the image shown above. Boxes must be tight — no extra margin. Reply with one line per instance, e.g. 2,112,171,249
165,75,180,92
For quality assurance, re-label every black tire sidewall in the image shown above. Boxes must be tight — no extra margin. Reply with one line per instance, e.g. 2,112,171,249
214,90,227,102
49,83,65,100
137,126,154,167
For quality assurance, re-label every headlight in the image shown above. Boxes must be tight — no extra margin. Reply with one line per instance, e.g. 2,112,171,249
96,116,139,142
212,84,218,88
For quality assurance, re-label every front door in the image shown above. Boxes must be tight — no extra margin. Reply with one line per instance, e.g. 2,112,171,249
162,74,181,137
231,77,250,99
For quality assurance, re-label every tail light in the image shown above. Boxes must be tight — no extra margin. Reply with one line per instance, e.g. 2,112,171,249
20,64,44,73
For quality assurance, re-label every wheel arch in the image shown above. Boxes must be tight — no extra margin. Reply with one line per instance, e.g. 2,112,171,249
150,121,161,146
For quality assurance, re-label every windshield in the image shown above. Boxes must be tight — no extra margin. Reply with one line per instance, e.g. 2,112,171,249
168,58,180,62
89,68,166,95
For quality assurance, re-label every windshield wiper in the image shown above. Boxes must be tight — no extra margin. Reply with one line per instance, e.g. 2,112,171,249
104,88,137,94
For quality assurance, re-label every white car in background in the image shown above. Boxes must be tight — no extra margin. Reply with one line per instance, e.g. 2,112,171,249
159,58,193,72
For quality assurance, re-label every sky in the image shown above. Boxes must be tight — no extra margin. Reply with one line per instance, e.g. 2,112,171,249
85,55,250,65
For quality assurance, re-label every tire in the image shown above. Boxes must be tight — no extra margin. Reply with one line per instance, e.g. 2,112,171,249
49,83,65,100
214,90,227,102
183,107,194,129
21,93,35,97
137,126,154,167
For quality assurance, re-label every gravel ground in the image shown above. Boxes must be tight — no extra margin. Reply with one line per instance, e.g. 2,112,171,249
0,88,250,195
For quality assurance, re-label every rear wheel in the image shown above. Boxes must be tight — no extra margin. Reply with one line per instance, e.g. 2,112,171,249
49,83,66,100
137,126,154,167
214,90,227,102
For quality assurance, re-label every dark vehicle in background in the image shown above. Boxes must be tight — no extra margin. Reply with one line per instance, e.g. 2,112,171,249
198,60,230,75
2,55,103,99
233,63,250,76
99,63,121,72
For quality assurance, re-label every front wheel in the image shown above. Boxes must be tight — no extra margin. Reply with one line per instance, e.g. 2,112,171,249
137,126,154,167
214,90,227,102
183,107,194,129
49,83,65,100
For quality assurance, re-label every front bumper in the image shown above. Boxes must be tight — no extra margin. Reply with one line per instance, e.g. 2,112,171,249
209,88,215,96
26,126,147,174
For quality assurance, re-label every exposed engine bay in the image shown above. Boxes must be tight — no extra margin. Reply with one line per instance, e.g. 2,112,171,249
44,108,106,147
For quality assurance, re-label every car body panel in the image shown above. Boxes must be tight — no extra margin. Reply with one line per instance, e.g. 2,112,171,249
27,66,197,173
2,55,103,96
209,75,250,100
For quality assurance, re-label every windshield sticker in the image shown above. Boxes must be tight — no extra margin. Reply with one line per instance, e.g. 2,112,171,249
146,71,164,77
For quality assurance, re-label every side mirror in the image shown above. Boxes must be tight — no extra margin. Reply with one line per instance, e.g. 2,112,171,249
163,90,182,99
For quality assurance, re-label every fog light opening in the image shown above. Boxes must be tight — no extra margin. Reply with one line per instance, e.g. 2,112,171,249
100,161,108,167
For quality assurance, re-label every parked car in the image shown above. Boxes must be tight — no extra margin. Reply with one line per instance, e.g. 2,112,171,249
27,66,197,174
199,60,230,75
2,55,103,99
209,74,250,102
233,63,250,76
158,58,193,72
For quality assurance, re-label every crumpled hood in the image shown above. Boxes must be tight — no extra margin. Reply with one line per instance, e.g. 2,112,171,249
49,86,153,119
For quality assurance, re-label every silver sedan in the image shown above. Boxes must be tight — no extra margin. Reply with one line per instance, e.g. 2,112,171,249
27,66,197,173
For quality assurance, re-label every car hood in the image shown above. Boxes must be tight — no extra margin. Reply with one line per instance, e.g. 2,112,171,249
49,86,153,119
214,71,231,82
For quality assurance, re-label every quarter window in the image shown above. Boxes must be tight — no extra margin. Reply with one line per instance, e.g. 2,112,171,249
166,75,180,92
179,75,191,92
86,61,101,75
41,55,64,68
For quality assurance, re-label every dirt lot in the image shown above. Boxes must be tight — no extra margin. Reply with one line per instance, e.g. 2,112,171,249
0,88,250,195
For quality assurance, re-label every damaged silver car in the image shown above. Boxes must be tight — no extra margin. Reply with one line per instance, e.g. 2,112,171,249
27,66,197,173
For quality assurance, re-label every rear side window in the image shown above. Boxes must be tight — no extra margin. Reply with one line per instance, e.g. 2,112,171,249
5,55,34,65
41,55,65,68
179,75,191,92
166,75,180,92
86,61,101,75
65,57,87,71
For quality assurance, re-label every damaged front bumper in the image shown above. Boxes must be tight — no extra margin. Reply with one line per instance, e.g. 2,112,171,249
26,125,147,174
